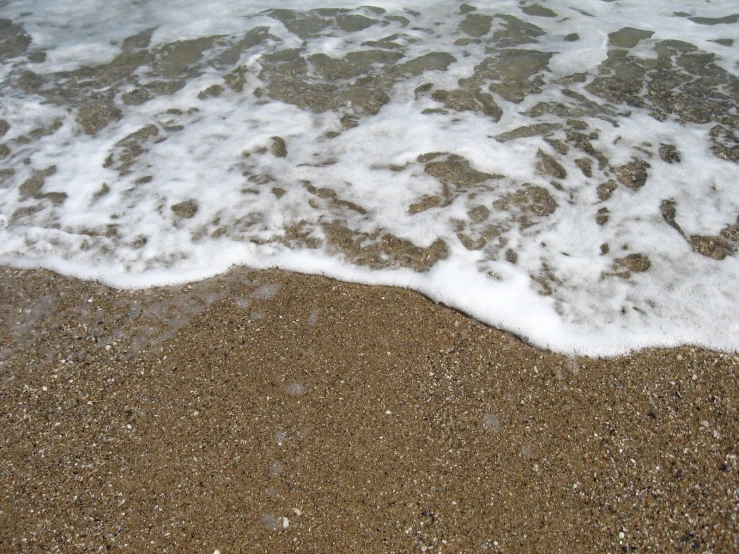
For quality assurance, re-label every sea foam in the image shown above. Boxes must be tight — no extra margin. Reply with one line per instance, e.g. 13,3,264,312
0,0,737,354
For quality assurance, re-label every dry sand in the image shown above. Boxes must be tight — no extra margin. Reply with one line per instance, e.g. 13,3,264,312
0,265,737,553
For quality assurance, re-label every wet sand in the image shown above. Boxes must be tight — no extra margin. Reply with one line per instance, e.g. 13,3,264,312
1,265,737,553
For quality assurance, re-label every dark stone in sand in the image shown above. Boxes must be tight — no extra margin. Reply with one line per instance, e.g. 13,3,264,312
459,14,492,37
597,181,618,201
689,235,734,260
104,124,160,174
608,27,654,49
321,222,448,271
385,15,410,26
10,204,44,224
709,125,739,162
660,199,684,236
575,158,593,177
392,52,456,76
15,70,43,93
409,196,441,214
564,128,609,169
152,36,220,79
268,10,332,39
424,155,497,188
688,14,739,26
659,144,681,164
0,18,32,60
122,27,155,51
537,150,567,179
37,191,67,205
143,80,187,96
543,137,569,155
27,51,46,63
495,123,561,143
271,136,288,158
720,224,739,242
493,184,558,218
342,82,391,115
224,69,247,92
414,83,433,99
491,14,545,47
198,84,225,100
122,88,152,106
567,119,588,131
461,49,551,103
214,27,270,68
521,5,557,18
616,253,651,272
524,91,624,126
468,205,490,222
77,102,122,135
614,159,650,191
171,199,199,219
417,152,443,163
431,88,502,120
363,6,385,15
336,14,378,32
18,166,57,199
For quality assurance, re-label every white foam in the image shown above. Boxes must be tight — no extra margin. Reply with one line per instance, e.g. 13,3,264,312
1,0,738,355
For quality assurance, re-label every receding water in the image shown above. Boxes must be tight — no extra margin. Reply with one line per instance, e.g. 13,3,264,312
0,0,737,354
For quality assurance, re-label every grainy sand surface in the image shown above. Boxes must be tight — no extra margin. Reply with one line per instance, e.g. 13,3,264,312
1,266,737,553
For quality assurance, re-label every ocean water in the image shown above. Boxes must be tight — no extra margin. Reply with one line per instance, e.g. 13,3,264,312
0,0,737,355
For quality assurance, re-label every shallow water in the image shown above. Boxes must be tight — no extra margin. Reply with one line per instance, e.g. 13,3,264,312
0,0,737,354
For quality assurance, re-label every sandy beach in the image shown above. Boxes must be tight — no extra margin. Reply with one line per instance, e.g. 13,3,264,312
0,265,737,553
2,0,739,551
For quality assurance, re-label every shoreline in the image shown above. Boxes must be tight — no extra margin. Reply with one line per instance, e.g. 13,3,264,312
1,265,738,552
